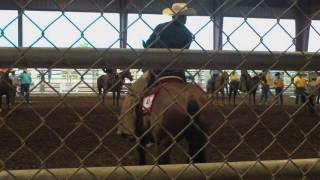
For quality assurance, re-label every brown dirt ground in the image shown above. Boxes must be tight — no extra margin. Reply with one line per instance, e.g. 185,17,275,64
0,94,319,173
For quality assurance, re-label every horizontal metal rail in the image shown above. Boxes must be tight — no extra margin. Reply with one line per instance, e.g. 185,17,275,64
0,48,320,70
0,158,319,179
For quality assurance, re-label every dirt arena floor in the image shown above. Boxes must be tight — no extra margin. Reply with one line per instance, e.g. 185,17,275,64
0,94,319,171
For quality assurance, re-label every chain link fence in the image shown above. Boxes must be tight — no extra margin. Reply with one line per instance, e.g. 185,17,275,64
0,0,319,179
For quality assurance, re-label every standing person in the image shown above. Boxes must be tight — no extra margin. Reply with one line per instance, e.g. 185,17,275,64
260,70,272,105
294,73,306,104
117,3,196,138
19,68,32,104
274,72,284,105
9,70,20,105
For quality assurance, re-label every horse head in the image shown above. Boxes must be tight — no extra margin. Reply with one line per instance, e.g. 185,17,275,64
222,71,229,80
121,70,133,81
0,71,10,84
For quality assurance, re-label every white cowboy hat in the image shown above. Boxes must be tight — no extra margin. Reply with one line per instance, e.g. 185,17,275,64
162,3,196,16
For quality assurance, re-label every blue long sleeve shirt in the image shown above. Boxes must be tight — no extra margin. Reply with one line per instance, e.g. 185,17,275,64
19,72,32,85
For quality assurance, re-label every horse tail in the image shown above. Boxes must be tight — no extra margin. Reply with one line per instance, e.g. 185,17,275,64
187,96,199,118
186,95,207,163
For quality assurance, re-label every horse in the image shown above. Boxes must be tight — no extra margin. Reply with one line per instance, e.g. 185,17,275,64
228,80,240,105
134,78,210,165
239,70,260,104
0,71,15,112
305,81,320,113
97,70,133,106
206,72,228,104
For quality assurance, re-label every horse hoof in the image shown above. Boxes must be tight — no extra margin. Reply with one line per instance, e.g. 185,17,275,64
145,142,154,148
118,133,135,142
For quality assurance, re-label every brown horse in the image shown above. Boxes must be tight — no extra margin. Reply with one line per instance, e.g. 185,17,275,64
135,79,210,165
239,70,260,104
0,71,15,112
97,70,133,106
305,80,320,113
228,80,240,105
206,72,228,104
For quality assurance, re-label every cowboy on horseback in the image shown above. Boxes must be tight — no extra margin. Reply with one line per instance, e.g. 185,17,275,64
118,3,196,139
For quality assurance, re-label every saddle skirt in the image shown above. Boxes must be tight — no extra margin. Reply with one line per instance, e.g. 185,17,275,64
141,76,184,115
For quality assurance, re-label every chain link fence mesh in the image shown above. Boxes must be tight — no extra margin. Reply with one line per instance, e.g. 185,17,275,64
0,0,319,179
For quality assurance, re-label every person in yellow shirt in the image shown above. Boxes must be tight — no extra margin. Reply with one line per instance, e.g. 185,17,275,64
229,71,239,104
230,71,238,81
274,72,284,105
293,73,306,104
260,70,272,105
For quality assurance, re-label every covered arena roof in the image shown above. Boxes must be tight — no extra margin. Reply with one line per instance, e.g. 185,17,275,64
0,0,319,19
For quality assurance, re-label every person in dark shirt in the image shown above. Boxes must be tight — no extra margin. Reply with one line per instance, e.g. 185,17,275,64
143,3,196,86
117,3,196,139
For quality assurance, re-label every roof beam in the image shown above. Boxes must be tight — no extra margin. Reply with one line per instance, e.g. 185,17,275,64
1,0,320,19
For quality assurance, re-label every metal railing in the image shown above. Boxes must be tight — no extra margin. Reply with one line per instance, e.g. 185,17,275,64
0,0,319,179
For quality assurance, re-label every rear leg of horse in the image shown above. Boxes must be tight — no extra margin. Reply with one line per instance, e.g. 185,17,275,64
155,137,173,164
253,91,256,105
102,89,106,103
306,95,315,113
215,92,219,105
135,105,147,165
98,85,102,95
0,95,2,112
185,124,206,163
6,94,10,110
112,91,116,106
221,90,225,105
138,138,147,165
228,89,232,105
116,91,120,106
229,89,236,105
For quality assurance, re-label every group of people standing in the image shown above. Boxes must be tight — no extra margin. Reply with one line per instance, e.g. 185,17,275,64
6,68,32,104
232,70,320,105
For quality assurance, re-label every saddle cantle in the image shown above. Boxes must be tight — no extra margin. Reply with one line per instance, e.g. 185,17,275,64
141,76,185,115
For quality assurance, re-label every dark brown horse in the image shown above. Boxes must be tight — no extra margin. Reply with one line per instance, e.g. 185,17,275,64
239,70,260,104
305,80,320,113
135,79,210,165
0,71,15,112
206,72,228,104
228,80,240,105
97,70,133,106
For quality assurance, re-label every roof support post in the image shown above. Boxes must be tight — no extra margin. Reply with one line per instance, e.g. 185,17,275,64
213,14,223,50
18,9,23,47
295,0,311,52
119,0,128,48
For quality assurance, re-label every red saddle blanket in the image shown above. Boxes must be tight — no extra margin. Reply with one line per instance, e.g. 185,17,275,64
141,76,184,115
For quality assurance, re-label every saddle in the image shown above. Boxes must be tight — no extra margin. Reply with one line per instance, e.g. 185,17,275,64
141,76,185,115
